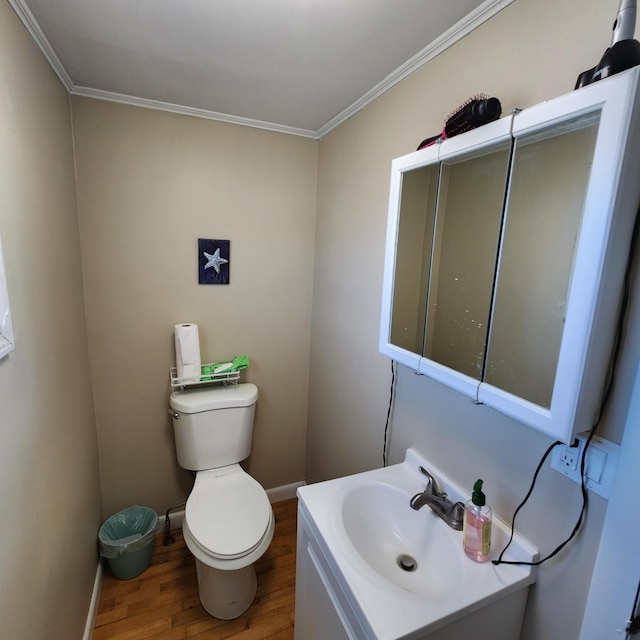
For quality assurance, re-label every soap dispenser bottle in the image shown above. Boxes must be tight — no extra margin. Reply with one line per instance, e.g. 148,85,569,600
463,479,492,562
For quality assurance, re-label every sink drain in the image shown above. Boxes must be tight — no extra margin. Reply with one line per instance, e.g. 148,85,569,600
397,554,417,572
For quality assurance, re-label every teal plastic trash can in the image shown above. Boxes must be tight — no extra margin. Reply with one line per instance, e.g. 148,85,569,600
99,505,158,580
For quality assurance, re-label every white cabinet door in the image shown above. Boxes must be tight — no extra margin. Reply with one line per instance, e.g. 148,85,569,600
295,510,355,640
295,538,352,640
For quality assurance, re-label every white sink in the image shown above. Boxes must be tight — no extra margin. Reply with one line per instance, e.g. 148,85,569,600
297,449,538,639
341,482,463,600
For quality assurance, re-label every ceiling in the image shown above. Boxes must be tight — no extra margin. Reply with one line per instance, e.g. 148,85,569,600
9,0,511,138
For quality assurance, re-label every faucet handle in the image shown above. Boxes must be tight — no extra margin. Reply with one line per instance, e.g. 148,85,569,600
418,466,440,495
449,501,465,529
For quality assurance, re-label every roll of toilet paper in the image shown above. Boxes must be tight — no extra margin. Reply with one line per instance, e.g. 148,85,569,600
174,323,201,383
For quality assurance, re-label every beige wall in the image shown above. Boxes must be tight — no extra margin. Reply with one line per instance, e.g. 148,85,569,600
307,0,635,639
71,98,318,518
0,3,102,639
2,0,637,637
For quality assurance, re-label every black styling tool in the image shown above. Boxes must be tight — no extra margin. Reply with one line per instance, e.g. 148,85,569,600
575,0,640,89
417,94,502,150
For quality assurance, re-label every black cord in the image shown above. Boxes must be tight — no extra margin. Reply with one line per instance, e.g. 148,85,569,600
626,578,640,637
493,440,562,566
383,360,396,466
494,199,640,567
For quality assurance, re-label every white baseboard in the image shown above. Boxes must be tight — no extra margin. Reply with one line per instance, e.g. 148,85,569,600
267,480,305,503
158,480,306,532
157,508,185,532
82,561,103,640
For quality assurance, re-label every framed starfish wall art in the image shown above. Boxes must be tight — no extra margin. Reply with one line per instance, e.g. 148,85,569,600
198,238,230,285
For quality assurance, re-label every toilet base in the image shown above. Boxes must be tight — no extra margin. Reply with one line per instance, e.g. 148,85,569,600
195,557,258,620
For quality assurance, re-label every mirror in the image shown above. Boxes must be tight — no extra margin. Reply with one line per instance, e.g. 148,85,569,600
486,115,599,407
388,115,598,395
390,164,438,354
425,143,511,380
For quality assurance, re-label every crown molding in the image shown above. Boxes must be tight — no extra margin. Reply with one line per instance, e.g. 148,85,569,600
10,0,513,140
69,86,319,139
7,0,73,91
316,0,515,138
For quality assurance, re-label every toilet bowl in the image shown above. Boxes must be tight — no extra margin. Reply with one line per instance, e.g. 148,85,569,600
182,466,275,618
169,383,274,619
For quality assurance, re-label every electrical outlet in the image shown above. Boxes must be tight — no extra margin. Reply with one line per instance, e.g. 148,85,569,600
557,439,582,471
550,431,620,500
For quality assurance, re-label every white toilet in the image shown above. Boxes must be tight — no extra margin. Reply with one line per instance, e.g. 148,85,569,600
169,383,274,619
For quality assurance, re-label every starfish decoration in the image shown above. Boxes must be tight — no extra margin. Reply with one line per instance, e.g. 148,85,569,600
203,248,228,273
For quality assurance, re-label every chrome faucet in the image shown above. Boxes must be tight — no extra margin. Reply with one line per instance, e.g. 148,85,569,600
410,466,465,531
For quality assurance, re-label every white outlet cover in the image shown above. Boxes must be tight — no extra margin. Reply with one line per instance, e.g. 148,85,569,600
550,431,620,500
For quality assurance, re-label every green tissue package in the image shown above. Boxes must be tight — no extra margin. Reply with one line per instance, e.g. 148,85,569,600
201,355,249,379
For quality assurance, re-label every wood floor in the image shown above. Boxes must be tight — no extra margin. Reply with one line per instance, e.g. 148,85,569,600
94,498,297,640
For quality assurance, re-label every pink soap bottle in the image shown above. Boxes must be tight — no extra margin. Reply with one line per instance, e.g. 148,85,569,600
463,479,492,562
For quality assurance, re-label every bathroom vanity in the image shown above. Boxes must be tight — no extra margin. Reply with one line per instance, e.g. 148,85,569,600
295,449,538,639
380,68,640,443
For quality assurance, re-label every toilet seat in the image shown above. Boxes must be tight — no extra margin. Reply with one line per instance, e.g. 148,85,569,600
183,464,274,570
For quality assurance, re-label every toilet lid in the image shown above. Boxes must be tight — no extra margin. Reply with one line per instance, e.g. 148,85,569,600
185,467,271,558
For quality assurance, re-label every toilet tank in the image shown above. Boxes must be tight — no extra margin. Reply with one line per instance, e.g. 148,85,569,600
169,383,258,471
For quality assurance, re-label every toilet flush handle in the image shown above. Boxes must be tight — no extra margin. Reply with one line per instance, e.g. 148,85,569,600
168,409,180,420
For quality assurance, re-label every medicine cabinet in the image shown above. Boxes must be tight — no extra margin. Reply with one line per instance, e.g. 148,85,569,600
380,67,640,443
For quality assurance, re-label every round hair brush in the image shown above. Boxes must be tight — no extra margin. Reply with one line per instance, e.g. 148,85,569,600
417,94,502,150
